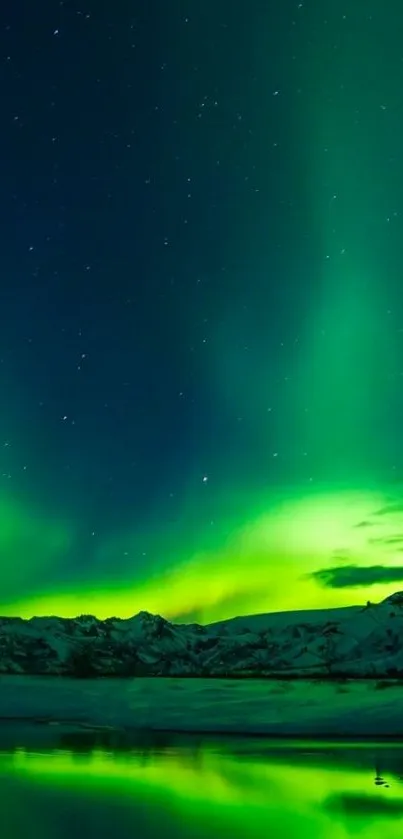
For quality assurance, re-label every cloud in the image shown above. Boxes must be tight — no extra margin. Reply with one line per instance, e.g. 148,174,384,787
330,548,351,562
353,520,374,529
373,502,403,517
369,534,403,546
310,564,403,588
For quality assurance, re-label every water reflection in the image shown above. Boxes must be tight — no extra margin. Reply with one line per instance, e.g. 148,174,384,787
0,730,403,838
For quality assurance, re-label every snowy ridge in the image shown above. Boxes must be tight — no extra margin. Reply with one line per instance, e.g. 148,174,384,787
0,593,403,677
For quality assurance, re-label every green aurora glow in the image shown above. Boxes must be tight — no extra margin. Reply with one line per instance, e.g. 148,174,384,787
1,484,403,622
1,4,403,623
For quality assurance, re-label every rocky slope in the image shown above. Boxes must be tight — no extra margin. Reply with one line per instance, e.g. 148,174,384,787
1,593,403,678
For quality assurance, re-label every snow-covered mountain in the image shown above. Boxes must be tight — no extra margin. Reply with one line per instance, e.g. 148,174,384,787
1,593,403,678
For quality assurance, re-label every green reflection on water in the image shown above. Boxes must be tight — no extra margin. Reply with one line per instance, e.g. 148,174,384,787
1,735,403,838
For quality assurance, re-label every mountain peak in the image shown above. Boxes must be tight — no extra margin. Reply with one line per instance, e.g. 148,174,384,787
0,594,402,678
382,592,403,605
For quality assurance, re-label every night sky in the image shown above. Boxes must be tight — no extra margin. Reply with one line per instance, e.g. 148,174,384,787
1,0,403,623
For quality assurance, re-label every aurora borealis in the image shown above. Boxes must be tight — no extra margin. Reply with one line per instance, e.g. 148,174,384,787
1,1,403,623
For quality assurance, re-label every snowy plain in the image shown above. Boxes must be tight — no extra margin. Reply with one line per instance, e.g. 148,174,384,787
0,675,403,738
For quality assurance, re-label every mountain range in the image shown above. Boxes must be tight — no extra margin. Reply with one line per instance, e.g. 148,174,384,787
1,592,403,678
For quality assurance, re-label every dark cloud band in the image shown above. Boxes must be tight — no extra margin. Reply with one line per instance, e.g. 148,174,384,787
310,564,403,589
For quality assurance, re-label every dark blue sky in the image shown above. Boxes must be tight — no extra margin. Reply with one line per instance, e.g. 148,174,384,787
0,2,303,519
